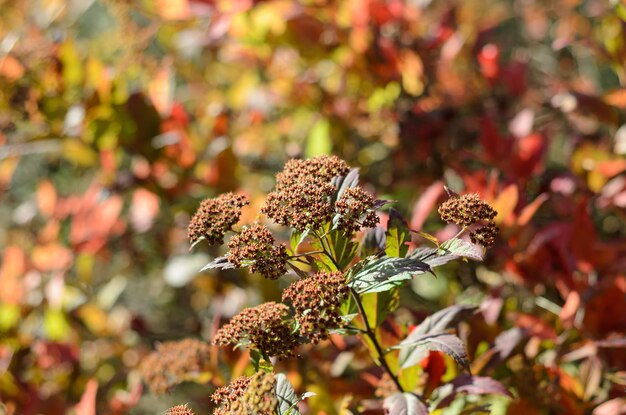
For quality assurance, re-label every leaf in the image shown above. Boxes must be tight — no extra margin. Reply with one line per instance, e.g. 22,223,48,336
491,184,518,225
409,247,457,268
325,229,359,270
200,256,237,272
362,289,400,327
593,398,626,415
362,226,387,256
332,168,360,203
386,208,410,257
276,373,301,415
74,379,98,415
290,229,310,253
438,238,484,261
347,256,431,294
411,304,477,336
449,375,512,397
306,118,331,157
383,392,429,415
410,180,444,231
394,333,470,371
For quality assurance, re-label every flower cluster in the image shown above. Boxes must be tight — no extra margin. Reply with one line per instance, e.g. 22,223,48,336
262,155,350,231
213,302,299,358
438,193,499,247
188,193,249,246
211,376,251,415
469,222,499,248
165,404,195,415
227,223,288,280
335,186,380,234
211,372,277,415
139,339,211,394
282,271,349,343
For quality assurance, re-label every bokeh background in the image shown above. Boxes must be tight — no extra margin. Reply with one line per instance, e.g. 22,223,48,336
1,0,625,414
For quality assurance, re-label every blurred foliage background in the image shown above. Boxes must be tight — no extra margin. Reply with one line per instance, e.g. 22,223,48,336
1,0,626,414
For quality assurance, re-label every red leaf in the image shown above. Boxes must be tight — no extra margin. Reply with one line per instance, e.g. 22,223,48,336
74,379,98,415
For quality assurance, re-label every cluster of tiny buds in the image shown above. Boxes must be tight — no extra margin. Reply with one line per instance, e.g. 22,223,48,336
188,193,249,246
335,186,380,234
212,302,299,358
282,271,349,343
211,372,277,415
438,193,499,248
211,376,251,415
241,371,278,415
139,339,211,395
227,223,288,280
261,155,350,231
165,404,195,415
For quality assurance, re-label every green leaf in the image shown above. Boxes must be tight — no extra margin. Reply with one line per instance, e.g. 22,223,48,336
305,118,331,157
438,238,484,261
393,333,470,371
290,229,310,253
385,208,410,257
361,289,400,327
324,229,359,270
276,373,301,415
347,256,431,294
43,309,72,341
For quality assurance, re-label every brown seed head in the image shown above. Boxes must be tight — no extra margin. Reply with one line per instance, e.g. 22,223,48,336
282,271,349,343
227,223,288,280
165,404,195,415
262,156,350,231
211,372,278,415
213,302,299,358
470,222,499,247
139,339,211,395
188,193,249,246
438,193,497,227
335,186,380,234
242,371,278,415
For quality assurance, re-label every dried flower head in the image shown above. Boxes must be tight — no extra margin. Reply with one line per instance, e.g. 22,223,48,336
227,223,288,280
211,376,251,414
438,193,497,227
188,193,249,246
213,302,299,358
470,222,499,247
282,271,349,343
262,156,350,231
165,404,195,415
211,372,278,415
241,371,278,415
139,339,211,394
335,186,380,234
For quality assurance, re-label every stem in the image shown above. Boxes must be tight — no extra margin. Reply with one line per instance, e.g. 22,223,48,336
349,287,405,393
311,229,342,270
288,250,325,259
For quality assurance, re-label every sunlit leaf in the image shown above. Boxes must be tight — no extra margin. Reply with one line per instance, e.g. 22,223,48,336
276,373,301,415
394,333,469,371
383,392,429,415
386,208,410,258
347,256,431,294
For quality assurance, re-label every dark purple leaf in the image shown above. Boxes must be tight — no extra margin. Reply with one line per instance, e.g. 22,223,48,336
383,393,429,415
394,333,469,371
412,304,477,336
199,256,236,271
450,375,512,397
332,168,360,202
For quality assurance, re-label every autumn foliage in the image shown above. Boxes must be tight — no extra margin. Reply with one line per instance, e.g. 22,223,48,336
1,0,626,414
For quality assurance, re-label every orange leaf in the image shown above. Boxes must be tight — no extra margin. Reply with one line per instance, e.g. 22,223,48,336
491,184,518,226
74,379,98,415
32,243,73,272
0,246,26,304
37,180,57,218
517,193,548,227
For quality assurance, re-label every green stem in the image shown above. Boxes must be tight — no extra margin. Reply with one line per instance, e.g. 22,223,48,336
349,287,405,393
288,250,325,259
